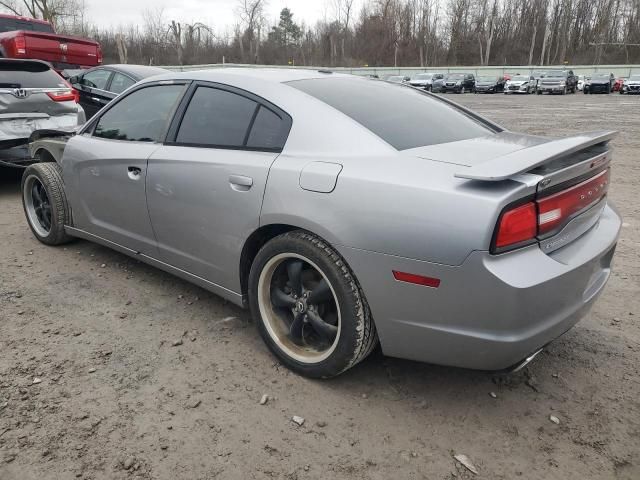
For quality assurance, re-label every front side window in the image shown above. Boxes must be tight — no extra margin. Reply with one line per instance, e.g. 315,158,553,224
94,85,184,142
81,69,112,90
110,73,136,94
289,77,494,150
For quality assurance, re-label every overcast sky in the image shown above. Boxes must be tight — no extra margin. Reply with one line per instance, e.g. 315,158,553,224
84,0,348,33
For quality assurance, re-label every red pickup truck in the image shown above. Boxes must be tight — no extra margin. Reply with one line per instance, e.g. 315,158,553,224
0,14,101,70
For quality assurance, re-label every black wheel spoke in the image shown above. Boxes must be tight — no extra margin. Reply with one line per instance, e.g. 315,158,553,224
32,184,42,204
271,287,296,308
287,260,303,296
307,310,338,342
289,312,304,340
307,278,332,305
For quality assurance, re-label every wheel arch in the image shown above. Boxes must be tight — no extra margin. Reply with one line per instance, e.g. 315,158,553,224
239,221,348,299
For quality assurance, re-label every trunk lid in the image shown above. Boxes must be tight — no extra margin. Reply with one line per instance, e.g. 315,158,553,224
407,130,616,254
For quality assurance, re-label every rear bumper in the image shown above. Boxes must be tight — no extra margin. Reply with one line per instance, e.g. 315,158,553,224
339,203,621,370
0,111,83,143
539,85,566,93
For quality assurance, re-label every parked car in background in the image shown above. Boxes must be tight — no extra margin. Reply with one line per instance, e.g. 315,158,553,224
431,75,446,92
408,73,443,91
0,58,84,161
504,75,535,94
69,64,167,118
530,70,547,91
384,75,410,84
0,14,101,70
474,75,506,93
620,74,640,94
20,69,620,378
577,75,585,91
537,70,577,94
613,77,625,92
441,73,475,93
585,73,614,94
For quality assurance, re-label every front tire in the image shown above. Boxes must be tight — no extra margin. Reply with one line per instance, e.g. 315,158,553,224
248,231,377,378
21,163,72,246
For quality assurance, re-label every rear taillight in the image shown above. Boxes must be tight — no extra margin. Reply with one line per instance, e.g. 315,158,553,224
537,169,609,236
495,202,537,249
13,34,26,56
47,90,78,102
97,46,103,64
493,169,610,252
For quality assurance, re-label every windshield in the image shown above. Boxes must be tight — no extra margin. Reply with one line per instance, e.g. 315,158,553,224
630,75,640,81
288,77,494,150
512,76,529,81
414,74,433,80
477,76,496,82
546,72,566,78
592,74,610,79
445,74,464,80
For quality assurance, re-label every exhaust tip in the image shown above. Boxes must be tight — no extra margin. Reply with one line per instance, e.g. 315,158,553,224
508,348,545,373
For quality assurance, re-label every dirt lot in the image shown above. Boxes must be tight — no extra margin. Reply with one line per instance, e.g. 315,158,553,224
1,92,639,480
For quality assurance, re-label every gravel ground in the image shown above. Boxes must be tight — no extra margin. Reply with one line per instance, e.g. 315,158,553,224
1,92,639,480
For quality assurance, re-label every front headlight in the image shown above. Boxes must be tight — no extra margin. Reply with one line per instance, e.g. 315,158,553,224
456,81,461,85
559,81,566,86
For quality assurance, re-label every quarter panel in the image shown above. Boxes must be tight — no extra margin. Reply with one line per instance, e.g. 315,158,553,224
262,153,532,266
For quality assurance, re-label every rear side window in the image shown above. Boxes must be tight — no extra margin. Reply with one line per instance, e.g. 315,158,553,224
0,18,54,33
246,106,288,149
177,87,257,147
174,86,290,150
0,61,66,88
94,85,184,142
289,77,494,150
110,72,135,94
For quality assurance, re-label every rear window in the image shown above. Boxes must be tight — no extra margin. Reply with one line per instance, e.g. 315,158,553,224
0,61,66,88
0,18,54,33
288,78,494,150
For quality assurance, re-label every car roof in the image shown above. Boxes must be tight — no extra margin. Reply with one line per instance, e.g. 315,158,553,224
141,67,352,85
104,64,168,79
0,13,51,25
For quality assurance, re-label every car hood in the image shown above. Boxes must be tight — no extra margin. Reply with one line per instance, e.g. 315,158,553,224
402,131,549,167
476,82,496,86
508,81,527,85
591,80,610,84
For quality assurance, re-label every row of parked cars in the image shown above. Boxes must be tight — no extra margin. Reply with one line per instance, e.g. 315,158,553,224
384,70,640,95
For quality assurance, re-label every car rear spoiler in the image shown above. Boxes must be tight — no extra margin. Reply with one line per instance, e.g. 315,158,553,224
454,130,618,181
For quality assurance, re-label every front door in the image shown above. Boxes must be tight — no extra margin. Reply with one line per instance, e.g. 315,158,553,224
74,68,113,119
63,83,187,255
146,83,291,292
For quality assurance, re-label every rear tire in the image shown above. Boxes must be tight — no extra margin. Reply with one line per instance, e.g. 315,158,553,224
248,231,377,378
21,163,72,246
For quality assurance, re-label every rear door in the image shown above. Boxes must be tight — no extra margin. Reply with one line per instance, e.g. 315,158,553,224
146,82,291,291
73,68,113,118
63,83,187,255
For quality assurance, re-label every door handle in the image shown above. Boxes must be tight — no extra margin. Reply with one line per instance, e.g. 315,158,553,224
91,97,102,102
229,174,253,191
127,166,142,180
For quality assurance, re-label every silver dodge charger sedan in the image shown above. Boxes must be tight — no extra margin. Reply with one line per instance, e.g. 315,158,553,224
21,68,620,378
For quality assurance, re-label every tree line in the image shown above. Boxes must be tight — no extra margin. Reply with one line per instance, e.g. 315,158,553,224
2,0,640,66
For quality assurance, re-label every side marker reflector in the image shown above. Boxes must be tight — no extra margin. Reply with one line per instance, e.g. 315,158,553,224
392,271,441,288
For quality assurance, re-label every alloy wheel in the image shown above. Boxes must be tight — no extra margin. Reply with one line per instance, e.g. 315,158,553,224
257,253,341,364
24,175,52,237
